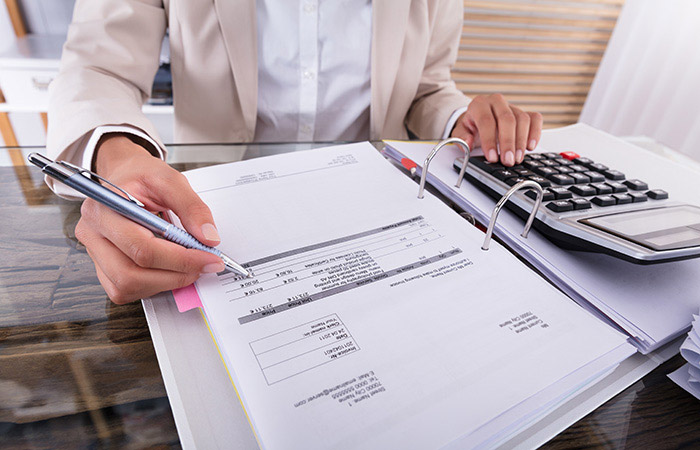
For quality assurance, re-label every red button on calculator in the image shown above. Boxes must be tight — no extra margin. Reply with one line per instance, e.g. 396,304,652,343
559,151,580,160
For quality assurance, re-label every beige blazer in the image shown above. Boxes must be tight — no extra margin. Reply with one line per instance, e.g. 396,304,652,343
47,0,469,161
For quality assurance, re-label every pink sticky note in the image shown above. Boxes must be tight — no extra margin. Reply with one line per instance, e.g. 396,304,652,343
172,283,203,312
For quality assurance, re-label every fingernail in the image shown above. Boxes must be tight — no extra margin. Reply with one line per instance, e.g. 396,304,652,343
203,262,225,273
487,149,498,162
528,139,537,150
201,223,220,243
504,152,515,166
515,149,524,163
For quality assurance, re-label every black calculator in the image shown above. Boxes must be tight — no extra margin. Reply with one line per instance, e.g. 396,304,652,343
454,151,700,264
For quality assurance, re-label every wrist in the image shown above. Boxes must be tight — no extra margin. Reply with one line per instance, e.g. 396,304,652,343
449,111,468,137
94,134,154,178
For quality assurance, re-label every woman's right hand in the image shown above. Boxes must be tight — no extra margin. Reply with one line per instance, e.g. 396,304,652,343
75,135,225,304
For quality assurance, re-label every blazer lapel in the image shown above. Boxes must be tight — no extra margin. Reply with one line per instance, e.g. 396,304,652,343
370,0,411,138
213,0,258,137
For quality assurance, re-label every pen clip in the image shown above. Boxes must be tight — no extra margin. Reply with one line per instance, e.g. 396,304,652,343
58,161,146,208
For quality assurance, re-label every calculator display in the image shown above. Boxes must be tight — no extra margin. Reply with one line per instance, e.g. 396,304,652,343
581,206,700,251
646,229,700,247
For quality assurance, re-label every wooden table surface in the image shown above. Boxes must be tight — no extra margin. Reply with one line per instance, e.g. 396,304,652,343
1,145,699,449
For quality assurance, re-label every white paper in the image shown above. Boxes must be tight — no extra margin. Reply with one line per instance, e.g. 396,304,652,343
177,142,632,449
680,323,700,367
670,309,700,398
384,124,700,353
669,365,700,401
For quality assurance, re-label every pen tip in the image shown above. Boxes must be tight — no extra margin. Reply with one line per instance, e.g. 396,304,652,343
220,253,251,279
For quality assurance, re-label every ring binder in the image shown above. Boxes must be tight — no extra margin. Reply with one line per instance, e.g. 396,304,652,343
482,180,543,251
417,138,470,199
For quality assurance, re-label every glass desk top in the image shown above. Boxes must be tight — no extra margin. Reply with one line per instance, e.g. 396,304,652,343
0,142,698,449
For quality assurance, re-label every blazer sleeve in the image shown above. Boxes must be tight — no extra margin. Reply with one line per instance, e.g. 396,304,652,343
405,0,470,139
47,0,168,172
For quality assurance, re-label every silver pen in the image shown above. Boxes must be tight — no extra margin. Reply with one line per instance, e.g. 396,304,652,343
28,153,251,278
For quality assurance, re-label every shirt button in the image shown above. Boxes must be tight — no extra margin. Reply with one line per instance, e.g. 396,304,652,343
303,3,316,13
303,70,315,80
301,124,312,134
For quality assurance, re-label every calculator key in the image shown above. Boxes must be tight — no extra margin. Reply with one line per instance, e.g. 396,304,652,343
560,151,580,160
546,201,574,212
590,183,613,194
526,153,546,160
629,192,648,203
492,169,518,181
528,176,552,188
514,168,536,177
473,158,504,174
547,174,576,185
525,189,555,201
569,173,591,184
534,166,559,177
647,189,669,200
556,166,574,174
550,187,573,199
606,182,628,193
542,160,560,167
524,160,545,169
568,164,588,172
624,179,649,191
505,177,528,186
592,195,616,206
602,169,625,180
584,171,605,183
573,157,595,166
556,158,574,166
612,193,632,205
569,185,596,196
570,198,592,210
588,162,609,172
542,152,559,159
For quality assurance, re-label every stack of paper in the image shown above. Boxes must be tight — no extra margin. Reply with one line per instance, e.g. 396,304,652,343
166,141,634,449
669,310,700,400
383,124,700,353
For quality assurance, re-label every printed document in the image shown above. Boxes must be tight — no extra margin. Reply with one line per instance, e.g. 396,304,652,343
178,142,633,449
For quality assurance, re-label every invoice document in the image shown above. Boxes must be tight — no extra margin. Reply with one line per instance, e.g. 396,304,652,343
176,142,633,449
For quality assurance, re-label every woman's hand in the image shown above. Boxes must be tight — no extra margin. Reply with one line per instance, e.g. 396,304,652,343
75,135,224,304
451,94,543,167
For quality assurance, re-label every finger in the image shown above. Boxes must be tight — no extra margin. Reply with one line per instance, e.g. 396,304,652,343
93,264,121,303
527,112,544,151
489,94,516,166
469,100,499,163
81,225,201,304
450,118,476,151
80,199,224,274
512,106,530,164
147,167,221,247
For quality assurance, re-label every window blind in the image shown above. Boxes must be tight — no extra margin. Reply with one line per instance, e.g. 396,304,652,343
456,0,624,128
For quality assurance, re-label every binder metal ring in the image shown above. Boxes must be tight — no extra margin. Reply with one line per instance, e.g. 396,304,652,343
482,180,543,251
459,212,476,226
417,138,470,199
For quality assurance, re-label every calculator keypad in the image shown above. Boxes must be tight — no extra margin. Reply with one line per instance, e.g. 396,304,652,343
473,151,668,213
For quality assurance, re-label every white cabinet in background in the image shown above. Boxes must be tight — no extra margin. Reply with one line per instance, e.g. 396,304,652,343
0,34,174,147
